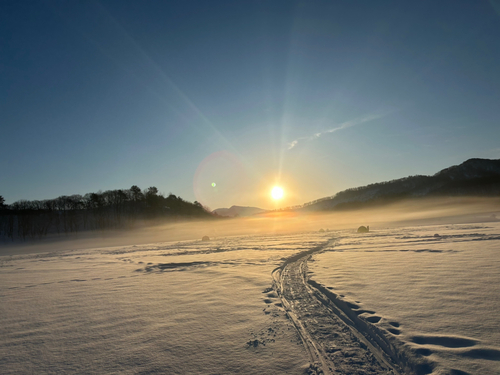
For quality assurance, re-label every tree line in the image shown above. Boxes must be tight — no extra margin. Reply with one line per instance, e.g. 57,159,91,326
0,186,213,241
300,170,500,212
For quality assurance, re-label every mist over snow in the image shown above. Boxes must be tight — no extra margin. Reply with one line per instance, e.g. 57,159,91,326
1,220,500,374
213,205,266,218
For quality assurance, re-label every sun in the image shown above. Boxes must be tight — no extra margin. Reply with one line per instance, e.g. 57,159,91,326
271,186,284,200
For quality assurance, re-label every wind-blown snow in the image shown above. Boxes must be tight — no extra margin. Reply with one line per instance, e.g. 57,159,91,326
1,224,499,374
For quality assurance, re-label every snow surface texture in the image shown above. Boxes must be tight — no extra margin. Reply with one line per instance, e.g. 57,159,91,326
0,235,318,374
1,224,499,374
309,223,500,375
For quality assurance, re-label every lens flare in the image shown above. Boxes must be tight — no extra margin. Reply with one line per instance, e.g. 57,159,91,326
271,186,284,200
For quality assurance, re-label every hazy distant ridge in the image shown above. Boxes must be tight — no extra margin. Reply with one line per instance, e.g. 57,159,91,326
213,205,266,217
301,158,500,211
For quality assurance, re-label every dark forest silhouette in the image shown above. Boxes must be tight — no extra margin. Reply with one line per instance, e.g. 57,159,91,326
0,186,213,241
2,159,499,241
297,158,500,212
263,158,500,213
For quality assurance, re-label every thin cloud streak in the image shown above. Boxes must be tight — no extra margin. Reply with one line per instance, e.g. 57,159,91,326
287,112,392,150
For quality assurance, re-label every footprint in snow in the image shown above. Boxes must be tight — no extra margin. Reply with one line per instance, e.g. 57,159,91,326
411,335,477,348
364,315,381,323
387,328,401,335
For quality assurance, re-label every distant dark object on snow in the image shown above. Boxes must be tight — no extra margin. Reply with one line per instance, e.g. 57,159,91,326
319,228,325,233
357,226,369,233
201,235,210,241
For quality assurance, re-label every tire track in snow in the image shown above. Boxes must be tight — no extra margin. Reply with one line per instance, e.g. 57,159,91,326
272,239,403,375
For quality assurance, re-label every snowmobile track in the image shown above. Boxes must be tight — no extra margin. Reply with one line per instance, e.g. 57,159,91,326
272,239,406,375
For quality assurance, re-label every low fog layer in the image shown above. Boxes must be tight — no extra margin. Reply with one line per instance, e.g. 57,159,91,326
3,197,498,256
2,219,499,373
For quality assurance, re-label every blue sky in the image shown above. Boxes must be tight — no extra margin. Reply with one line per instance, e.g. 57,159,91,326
2,0,500,209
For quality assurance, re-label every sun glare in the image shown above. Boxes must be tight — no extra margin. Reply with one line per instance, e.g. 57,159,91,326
271,186,284,200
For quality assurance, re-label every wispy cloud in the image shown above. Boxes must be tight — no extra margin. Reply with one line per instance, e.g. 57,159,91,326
288,140,298,149
287,112,392,150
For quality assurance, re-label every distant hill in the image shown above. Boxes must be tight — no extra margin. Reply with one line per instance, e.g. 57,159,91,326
0,186,214,241
213,205,266,217
300,158,500,211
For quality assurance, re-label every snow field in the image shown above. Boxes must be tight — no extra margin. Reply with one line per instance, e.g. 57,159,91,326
2,224,499,374
0,234,326,374
309,223,500,374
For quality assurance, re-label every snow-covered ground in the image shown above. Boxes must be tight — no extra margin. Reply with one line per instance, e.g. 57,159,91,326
0,234,322,374
309,223,500,374
1,222,499,374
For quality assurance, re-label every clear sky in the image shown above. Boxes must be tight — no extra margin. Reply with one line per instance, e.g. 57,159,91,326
2,0,500,209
